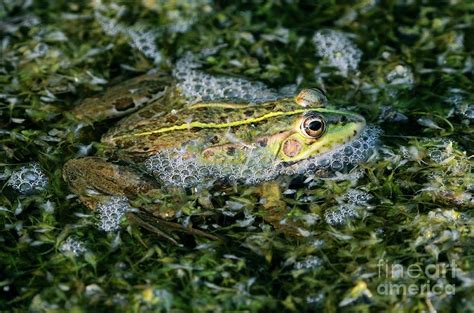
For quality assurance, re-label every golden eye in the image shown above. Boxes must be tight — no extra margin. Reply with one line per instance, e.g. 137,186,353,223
301,115,326,139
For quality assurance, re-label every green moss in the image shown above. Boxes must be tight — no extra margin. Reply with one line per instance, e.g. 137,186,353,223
1,1,473,312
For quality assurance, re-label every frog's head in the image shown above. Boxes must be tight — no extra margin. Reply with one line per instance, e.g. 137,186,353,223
202,89,367,167
270,105,366,164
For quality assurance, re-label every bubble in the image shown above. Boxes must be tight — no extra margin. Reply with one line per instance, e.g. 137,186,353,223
428,149,445,163
343,146,354,156
312,29,362,76
318,158,331,167
7,163,48,194
331,160,344,170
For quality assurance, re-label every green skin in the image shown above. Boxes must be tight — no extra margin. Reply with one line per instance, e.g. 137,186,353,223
63,72,366,236
92,77,366,164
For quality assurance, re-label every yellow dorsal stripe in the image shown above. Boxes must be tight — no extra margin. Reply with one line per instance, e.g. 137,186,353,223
188,102,254,109
115,109,309,139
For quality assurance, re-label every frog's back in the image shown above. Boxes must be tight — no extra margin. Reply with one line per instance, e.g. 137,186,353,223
101,86,191,159
101,93,298,162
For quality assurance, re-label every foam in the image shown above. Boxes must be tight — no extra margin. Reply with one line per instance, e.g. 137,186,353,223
386,65,414,87
7,163,48,194
324,188,373,226
344,188,372,205
95,13,162,65
172,54,280,103
127,27,162,64
96,196,131,232
145,126,381,188
60,236,87,256
312,29,362,76
324,204,358,226
293,256,322,270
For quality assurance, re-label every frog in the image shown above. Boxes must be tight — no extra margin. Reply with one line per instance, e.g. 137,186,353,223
63,70,378,242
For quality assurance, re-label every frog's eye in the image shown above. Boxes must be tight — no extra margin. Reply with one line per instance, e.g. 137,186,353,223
301,115,326,139
295,88,328,107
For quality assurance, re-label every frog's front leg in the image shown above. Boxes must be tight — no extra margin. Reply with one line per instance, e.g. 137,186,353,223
257,181,301,237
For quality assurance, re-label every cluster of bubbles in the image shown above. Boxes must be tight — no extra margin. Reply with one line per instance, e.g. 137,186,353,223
446,92,474,121
59,236,87,257
96,196,132,232
95,12,126,37
325,188,373,226
312,29,362,76
127,27,162,64
94,12,162,65
172,54,280,103
145,126,380,188
386,65,415,87
7,163,48,194
344,188,373,205
293,256,322,270
94,1,213,66
324,203,358,226
145,146,279,188
420,138,454,164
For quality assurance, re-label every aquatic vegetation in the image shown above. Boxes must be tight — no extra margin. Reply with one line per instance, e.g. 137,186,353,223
0,1,473,312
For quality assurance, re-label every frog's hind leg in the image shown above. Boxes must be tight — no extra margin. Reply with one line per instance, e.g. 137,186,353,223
128,211,221,245
63,157,219,243
63,157,157,209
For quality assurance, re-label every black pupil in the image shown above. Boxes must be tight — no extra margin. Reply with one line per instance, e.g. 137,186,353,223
308,120,322,131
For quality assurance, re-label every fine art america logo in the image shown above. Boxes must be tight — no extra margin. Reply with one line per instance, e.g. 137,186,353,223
377,259,457,296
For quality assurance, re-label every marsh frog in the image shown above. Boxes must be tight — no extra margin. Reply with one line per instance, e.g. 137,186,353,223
63,71,377,240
